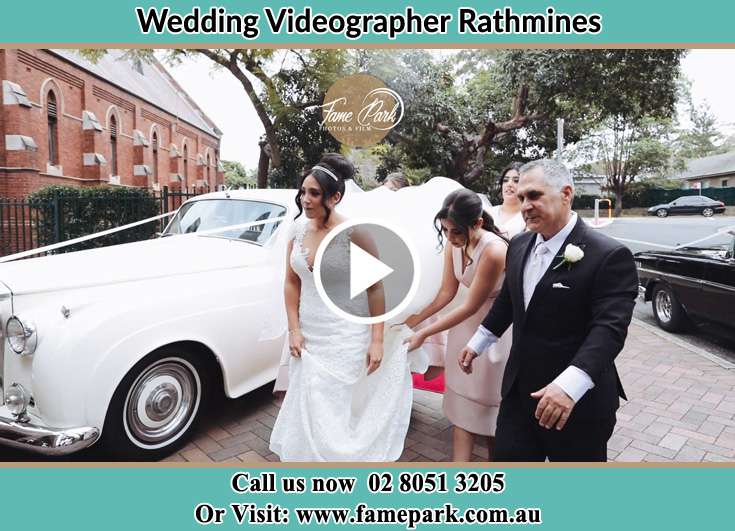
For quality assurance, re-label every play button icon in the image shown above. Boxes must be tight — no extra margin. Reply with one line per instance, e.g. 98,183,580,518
349,242,394,299
313,218,420,324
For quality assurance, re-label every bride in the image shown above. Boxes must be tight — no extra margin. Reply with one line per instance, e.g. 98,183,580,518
269,154,414,461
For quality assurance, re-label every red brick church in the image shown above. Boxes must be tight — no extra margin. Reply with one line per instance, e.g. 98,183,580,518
0,49,224,199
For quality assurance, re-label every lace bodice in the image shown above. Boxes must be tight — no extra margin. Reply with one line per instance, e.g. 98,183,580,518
291,222,369,318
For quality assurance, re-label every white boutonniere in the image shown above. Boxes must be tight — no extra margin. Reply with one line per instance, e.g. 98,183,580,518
553,243,585,270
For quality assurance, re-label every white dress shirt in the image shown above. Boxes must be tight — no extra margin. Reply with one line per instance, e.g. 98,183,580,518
467,212,594,402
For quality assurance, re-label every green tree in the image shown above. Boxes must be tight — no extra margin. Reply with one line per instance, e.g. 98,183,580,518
376,49,684,197
671,78,724,166
173,49,347,188
221,160,255,188
591,117,674,214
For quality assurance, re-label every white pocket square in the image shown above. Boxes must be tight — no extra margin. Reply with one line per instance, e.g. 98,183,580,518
552,282,571,289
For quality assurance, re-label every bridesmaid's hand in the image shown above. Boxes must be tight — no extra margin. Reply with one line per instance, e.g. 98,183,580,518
403,332,426,352
458,346,479,374
403,314,423,330
366,341,384,375
289,329,305,358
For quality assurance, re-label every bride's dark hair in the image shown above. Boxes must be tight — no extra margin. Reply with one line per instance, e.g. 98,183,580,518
434,189,508,265
294,153,353,223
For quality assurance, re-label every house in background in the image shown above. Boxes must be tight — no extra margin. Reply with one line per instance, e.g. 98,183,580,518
0,49,224,199
671,151,735,190
572,173,605,196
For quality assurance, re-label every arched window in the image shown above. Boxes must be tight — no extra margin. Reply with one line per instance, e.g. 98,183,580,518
152,132,159,184
183,144,189,188
47,91,59,165
215,149,220,186
110,115,118,176
206,152,211,188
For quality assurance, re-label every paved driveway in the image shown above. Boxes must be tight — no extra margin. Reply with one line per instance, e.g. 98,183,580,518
162,319,735,463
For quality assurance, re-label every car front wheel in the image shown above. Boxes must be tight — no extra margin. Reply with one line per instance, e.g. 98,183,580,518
702,207,714,217
102,347,211,459
652,284,690,333
656,208,668,218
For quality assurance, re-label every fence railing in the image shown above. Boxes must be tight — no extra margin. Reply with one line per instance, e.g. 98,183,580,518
0,186,202,258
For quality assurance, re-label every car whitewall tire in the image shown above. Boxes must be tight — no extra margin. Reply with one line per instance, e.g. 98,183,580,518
102,347,212,459
122,357,201,450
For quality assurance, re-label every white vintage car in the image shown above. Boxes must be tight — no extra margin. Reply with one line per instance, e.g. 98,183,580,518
0,179,460,459
0,188,299,458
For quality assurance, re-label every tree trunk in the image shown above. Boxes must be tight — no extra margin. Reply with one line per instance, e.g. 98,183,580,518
614,184,624,217
257,143,270,189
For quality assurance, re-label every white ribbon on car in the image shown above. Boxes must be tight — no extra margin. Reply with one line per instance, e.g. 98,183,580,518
0,212,287,263
673,224,735,250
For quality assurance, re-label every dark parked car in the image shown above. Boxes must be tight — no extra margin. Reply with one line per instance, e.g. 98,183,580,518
647,195,726,218
635,228,735,332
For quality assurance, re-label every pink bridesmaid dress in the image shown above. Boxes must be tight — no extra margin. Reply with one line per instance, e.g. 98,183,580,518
443,231,511,436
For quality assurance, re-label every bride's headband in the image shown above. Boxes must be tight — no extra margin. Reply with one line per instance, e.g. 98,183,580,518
312,165,339,182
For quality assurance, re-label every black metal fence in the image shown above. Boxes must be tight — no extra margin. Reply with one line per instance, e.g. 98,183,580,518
0,186,201,258
156,186,200,232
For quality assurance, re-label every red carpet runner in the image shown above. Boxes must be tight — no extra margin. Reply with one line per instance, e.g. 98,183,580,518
412,372,445,394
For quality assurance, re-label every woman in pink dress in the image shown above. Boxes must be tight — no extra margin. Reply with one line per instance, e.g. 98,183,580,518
404,189,510,461
490,162,525,238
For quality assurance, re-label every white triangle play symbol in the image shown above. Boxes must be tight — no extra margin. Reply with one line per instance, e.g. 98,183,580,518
349,242,394,300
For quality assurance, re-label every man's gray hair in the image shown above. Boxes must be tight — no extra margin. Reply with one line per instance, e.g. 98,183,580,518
520,159,575,192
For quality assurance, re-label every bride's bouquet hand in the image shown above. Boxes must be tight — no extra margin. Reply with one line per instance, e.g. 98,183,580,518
288,329,305,358
366,341,384,375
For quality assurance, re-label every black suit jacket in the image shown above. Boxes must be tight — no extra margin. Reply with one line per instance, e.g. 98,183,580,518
481,215,638,421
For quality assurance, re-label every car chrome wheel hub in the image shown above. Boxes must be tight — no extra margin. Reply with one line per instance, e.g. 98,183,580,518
655,290,673,323
657,209,667,217
124,359,199,446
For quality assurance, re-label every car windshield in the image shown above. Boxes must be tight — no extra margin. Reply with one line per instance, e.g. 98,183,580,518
163,199,287,245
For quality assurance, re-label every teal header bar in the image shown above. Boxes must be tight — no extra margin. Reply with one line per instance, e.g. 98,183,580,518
1,1,734,45
1,466,732,529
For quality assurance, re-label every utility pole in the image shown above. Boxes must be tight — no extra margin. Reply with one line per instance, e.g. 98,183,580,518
556,118,564,161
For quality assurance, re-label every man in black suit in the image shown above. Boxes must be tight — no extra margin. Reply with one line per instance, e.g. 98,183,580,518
460,159,637,461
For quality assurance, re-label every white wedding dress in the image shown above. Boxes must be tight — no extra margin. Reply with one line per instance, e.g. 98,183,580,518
269,223,417,462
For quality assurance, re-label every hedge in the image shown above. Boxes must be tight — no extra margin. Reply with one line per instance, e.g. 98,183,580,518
573,187,735,210
27,185,160,252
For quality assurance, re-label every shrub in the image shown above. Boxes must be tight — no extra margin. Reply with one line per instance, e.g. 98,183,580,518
27,185,160,252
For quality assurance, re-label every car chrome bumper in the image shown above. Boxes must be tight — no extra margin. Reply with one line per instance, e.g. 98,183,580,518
0,415,99,456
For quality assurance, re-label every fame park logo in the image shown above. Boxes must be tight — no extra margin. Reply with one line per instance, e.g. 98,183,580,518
318,74,404,147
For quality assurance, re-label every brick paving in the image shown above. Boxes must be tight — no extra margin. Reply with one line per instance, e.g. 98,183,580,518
165,320,735,463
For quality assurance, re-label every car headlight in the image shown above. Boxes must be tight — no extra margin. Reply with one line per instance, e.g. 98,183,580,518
4,383,30,417
5,316,37,356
